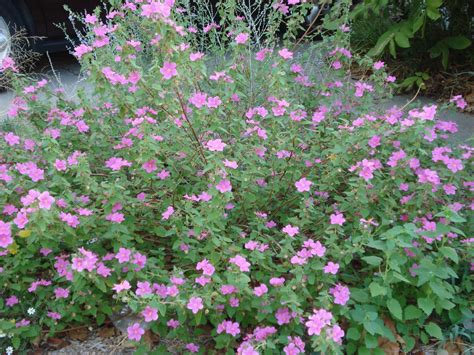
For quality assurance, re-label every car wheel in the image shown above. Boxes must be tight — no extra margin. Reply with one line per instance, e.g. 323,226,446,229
0,1,28,91
0,15,12,64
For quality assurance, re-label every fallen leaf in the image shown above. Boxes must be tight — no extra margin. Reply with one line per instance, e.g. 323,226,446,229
46,337,70,349
98,326,116,338
444,337,465,354
377,317,401,355
66,327,89,341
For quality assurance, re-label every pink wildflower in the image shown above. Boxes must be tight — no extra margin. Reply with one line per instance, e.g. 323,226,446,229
330,213,346,225
282,224,299,237
216,179,232,193
278,48,293,60
160,62,178,80
235,33,249,44
295,177,312,192
229,255,250,272
206,139,226,152
323,261,339,274
127,323,145,341
187,296,204,314
162,206,175,220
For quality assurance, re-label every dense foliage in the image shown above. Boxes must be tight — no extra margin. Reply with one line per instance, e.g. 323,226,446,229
0,0,472,354
349,0,473,91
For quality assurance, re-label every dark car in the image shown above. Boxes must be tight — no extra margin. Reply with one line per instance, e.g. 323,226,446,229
0,0,99,63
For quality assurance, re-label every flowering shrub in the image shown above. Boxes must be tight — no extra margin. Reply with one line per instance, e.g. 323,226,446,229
0,0,473,354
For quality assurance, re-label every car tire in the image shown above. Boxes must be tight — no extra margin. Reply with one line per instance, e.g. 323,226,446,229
0,1,28,91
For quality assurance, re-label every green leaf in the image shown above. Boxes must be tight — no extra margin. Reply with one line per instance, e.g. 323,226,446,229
387,299,403,320
369,282,387,297
347,327,361,340
389,39,397,58
403,336,416,352
404,305,422,320
365,334,378,349
395,32,410,48
425,322,443,340
447,36,471,50
427,0,443,8
368,31,395,57
429,280,453,299
418,297,435,316
439,246,458,263
426,7,441,20
362,256,382,266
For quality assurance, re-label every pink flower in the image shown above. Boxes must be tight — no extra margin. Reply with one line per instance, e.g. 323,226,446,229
113,280,131,293
269,277,285,286
187,296,204,314
4,132,20,146
217,320,241,336
160,62,178,80
295,177,312,192
323,261,339,274
0,221,13,248
167,319,180,328
328,324,345,343
282,224,299,237
59,212,80,228
330,213,345,225
275,307,293,325
6,295,18,307
54,287,69,299
14,212,29,229
223,160,238,169
74,44,93,58
190,52,204,61
47,312,62,320
229,255,250,272
216,179,232,193
127,323,145,341
235,33,249,44
305,309,333,335
196,259,215,276
37,191,55,210
206,96,222,108
106,212,125,223
253,283,268,297
278,48,293,60
450,95,467,110
186,343,199,353
330,284,350,305
368,135,381,148
189,92,208,108
373,61,385,70
115,248,131,263
206,139,226,152
105,157,132,170
142,159,157,173
162,206,175,220
54,159,67,171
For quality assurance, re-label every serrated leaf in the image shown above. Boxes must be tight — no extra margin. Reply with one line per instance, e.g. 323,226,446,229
425,322,443,340
439,246,458,263
369,282,387,297
387,299,403,320
418,297,434,316
362,256,382,266
347,327,361,340
404,305,422,320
